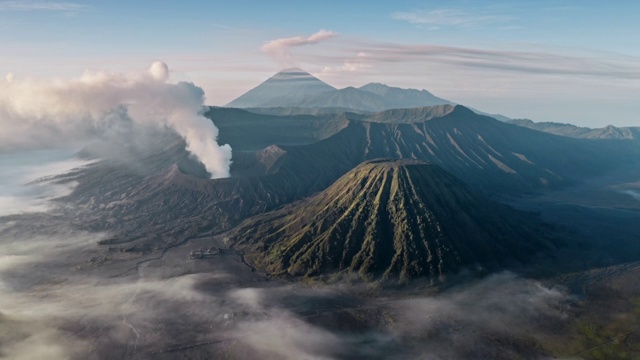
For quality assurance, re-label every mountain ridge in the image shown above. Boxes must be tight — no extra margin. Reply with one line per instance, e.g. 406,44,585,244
508,118,640,140
358,82,453,108
67,104,640,253
226,68,453,112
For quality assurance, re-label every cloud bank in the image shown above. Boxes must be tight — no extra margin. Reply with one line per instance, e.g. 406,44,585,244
222,274,570,359
0,197,573,360
311,41,640,81
0,62,232,178
262,29,338,66
0,150,92,216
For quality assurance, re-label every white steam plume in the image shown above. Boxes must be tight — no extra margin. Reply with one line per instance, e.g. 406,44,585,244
0,62,232,178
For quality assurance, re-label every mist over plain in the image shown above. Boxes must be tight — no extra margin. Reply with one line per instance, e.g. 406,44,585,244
0,148,574,360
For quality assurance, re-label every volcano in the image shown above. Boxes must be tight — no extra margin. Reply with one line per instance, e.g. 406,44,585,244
226,68,454,112
226,68,336,108
229,159,555,283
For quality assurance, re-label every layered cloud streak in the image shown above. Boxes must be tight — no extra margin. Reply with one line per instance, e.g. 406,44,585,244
262,29,338,66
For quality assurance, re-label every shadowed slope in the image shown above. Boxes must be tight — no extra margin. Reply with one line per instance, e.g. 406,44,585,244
65,105,638,251
273,105,635,194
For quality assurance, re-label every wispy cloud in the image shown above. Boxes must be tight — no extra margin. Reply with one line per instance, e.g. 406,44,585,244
290,38,640,123
0,1,89,12
261,29,338,66
392,8,516,28
319,51,372,76
307,40,640,81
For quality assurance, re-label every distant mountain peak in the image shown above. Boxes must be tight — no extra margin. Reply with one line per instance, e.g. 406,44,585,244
362,82,400,90
358,82,453,109
226,68,335,108
278,67,307,73
507,118,640,140
360,82,436,95
226,69,453,111
270,67,318,80
451,104,477,115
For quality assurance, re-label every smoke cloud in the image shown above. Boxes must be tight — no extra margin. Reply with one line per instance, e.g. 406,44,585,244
0,62,232,179
262,29,338,65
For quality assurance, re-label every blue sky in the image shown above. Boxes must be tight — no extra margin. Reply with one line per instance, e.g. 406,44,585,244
1,0,639,126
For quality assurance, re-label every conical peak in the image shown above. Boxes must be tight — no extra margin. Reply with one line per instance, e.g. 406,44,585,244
278,67,306,74
262,67,335,89
225,67,335,107
231,156,554,282
270,67,316,80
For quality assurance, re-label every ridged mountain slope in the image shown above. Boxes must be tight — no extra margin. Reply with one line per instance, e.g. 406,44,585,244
69,105,640,250
230,159,554,282
273,105,634,194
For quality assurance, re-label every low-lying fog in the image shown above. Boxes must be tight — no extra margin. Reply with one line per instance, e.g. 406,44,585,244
0,151,572,360
0,149,93,217
622,189,640,202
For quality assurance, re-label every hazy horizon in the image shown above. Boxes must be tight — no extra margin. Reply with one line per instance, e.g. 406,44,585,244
1,0,639,127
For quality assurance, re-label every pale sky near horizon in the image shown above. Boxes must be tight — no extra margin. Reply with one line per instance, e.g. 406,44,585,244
1,0,639,127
